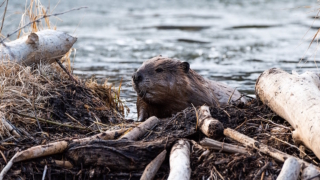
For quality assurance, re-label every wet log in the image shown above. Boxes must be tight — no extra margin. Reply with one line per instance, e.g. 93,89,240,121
167,140,191,180
276,157,300,180
120,116,159,141
0,29,77,65
302,164,320,180
255,68,320,159
198,106,224,138
141,150,167,180
200,137,247,154
224,128,320,171
66,138,174,171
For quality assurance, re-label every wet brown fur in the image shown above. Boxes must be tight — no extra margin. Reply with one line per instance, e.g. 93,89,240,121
133,56,221,121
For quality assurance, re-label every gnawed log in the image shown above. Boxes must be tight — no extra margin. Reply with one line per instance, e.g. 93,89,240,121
0,29,77,65
141,150,167,180
167,139,191,180
276,157,300,180
224,128,320,171
120,116,159,141
66,138,174,171
302,164,320,180
0,129,125,179
255,68,320,159
198,106,224,138
200,137,247,154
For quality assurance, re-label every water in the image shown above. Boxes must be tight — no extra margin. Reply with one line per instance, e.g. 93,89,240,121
2,0,320,119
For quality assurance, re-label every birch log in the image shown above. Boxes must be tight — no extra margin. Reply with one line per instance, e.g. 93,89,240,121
198,106,224,138
302,165,320,180
256,68,320,159
276,157,300,180
0,29,77,65
140,150,167,180
167,140,191,180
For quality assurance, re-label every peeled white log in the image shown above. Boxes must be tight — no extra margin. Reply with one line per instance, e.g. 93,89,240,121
120,116,159,141
167,140,191,180
141,150,167,180
0,29,77,65
224,128,320,171
255,68,320,159
302,164,320,180
200,137,247,154
276,157,300,180
198,106,224,138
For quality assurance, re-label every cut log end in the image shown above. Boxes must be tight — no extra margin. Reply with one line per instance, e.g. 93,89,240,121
198,106,224,139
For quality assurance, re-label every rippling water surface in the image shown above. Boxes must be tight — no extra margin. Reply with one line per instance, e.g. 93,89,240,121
3,0,320,119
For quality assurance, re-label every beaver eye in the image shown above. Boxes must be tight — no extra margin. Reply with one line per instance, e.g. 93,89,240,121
155,68,164,73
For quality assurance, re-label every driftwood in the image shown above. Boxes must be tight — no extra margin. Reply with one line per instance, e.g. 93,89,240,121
0,129,125,180
302,165,320,180
256,68,320,159
167,139,191,180
200,137,247,154
198,106,224,138
120,116,159,141
141,150,167,180
224,128,320,171
0,29,77,65
276,157,300,180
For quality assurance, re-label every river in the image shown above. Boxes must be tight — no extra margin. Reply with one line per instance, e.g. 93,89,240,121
2,0,320,119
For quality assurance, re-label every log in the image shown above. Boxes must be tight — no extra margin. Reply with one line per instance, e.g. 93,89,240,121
200,137,247,154
198,106,224,138
167,140,191,180
302,164,320,180
120,116,159,141
140,150,167,180
66,138,175,170
0,29,77,65
0,129,125,180
276,157,300,180
224,128,320,171
255,68,320,159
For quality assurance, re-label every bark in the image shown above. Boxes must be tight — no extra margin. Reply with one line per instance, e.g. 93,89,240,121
255,68,320,159
167,139,191,180
0,29,77,65
224,128,320,171
200,137,247,154
198,106,224,139
141,150,167,180
302,164,320,180
66,138,174,171
120,116,159,141
0,129,125,180
276,157,300,180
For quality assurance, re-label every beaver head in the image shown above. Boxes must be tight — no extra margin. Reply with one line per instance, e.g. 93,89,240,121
132,56,190,105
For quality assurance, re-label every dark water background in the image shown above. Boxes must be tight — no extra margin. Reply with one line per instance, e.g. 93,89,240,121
2,0,320,119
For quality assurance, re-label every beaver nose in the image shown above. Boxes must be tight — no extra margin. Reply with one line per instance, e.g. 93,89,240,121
132,72,143,83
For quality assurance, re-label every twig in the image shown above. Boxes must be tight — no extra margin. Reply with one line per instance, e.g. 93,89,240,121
42,165,47,180
213,166,224,180
0,0,6,8
253,162,271,180
32,85,43,131
267,134,318,165
227,88,237,104
0,150,6,164
14,112,89,130
0,6,87,44
0,0,8,34
256,116,291,130
55,58,79,84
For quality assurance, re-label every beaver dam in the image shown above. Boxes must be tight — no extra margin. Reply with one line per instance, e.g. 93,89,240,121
0,55,320,179
2,1,320,180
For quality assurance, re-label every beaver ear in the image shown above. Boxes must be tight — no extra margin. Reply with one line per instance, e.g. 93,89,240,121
181,62,190,73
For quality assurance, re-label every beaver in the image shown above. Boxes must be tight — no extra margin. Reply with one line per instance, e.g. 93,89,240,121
132,56,246,121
